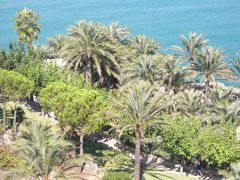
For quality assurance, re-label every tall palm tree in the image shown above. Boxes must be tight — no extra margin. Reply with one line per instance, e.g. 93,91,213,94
14,8,40,48
172,32,208,66
122,55,161,84
45,35,66,59
110,81,164,180
62,20,119,85
4,121,76,180
105,22,129,43
191,46,234,96
130,35,160,56
159,55,184,91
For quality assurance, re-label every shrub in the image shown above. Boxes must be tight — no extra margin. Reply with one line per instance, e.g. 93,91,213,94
102,171,132,180
161,115,240,168
95,150,133,171
0,147,22,170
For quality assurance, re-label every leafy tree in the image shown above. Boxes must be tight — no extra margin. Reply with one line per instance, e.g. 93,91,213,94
191,46,234,96
3,121,76,180
39,82,108,156
62,20,119,85
0,69,33,135
161,115,200,161
172,32,208,66
198,123,240,168
0,43,26,70
110,81,163,180
161,116,240,168
14,8,40,48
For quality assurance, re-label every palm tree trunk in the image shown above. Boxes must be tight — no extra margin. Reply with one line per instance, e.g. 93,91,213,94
167,73,173,91
79,133,84,157
205,78,210,96
99,74,104,87
13,100,18,139
87,57,94,85
2,99,6,134
134,124,141,180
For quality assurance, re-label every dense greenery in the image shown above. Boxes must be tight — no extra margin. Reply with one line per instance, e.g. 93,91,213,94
161,115,240,168
1,8,240,180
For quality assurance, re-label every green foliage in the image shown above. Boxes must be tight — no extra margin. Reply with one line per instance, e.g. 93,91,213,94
102,171,133,180
4,121,75,179
14,8,40,46
39,82,108,134
0,147,22,170
161,115,201,160
96,150,133,171
161,115,240,168
0,69,34,100
16,60,64,94
198,123,240,167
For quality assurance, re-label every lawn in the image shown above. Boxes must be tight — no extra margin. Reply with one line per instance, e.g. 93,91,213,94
143,170,197,180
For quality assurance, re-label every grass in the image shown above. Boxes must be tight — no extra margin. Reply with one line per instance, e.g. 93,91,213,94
143,170,197,180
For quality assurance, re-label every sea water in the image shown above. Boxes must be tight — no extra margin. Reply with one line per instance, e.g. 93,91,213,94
0,0,240,85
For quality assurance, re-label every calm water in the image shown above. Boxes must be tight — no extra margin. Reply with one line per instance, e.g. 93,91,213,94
0,0,240,85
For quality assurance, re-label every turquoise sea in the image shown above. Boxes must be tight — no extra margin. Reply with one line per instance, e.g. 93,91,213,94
0,0,240,85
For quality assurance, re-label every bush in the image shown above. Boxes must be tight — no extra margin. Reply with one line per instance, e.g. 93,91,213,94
161,115,240,168
0,147,22,170
102,171,132,180
95,150,133,171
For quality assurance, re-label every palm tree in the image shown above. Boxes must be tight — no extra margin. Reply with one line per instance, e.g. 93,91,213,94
105,22,129,43
178,89,205,115
232,51,240,78
130,35,160,56
172,32,208,66
14,8,40,49
45,35,66,59
62,20,119,85
4,121,76,180
159,55,184,91
122,55,161,84
190,46,234,96
110,81,164,180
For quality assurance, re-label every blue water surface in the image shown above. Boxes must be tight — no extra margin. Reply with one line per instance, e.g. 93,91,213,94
0,0,240,85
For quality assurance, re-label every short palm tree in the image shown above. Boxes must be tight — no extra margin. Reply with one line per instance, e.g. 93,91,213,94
62,20,119,85
122,55,161,84
172,32,208,66
130,35,160,55
191,46,234,96
14,8,40,48
159,55,183,91
110,81,164,180
232,51,240,78
4,121,76,180
178,89,205,115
